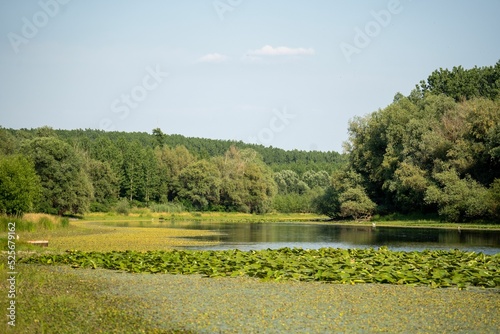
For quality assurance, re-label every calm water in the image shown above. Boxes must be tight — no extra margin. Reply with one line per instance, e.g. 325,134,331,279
165,221,500,254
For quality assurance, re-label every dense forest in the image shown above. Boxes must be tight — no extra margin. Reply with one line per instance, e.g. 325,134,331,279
1,61,499,222
0,126,343,215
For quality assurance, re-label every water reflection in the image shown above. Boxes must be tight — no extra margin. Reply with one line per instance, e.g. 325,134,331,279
94,221,500,254
178,222,500,254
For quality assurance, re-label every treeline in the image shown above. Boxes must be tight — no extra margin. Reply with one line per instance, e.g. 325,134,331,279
317,60,500,222
0,127,342,216
3,61,499,222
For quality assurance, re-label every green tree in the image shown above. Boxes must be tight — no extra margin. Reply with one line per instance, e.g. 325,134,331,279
0,128,17,155
339,186,376,220
152,128,167,148
425,168,492,222
141,147,160,205
119,140,146,202
155,145,196,201
313,186,341,219
177,160,221,210
242,161,277,214
90,136,124,180
88,159,119,211
315,170,375,219
302,170,330,189
214,147,277,213
214,146,248,212
419,61,500,101
21,137,93,215
273,170,309,194
489,179,500,220
0,155,41,215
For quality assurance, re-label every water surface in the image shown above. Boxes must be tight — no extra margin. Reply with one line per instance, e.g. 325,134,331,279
108,221,500,254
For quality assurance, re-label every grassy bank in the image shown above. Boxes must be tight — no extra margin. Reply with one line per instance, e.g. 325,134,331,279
1,213,220,253
82,211,500,230
83,211,328,223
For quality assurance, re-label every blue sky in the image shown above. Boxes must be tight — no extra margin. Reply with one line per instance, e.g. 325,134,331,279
1,0,499,152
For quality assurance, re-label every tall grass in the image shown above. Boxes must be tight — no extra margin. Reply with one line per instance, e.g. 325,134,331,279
0,213,69,232
150,202,185,213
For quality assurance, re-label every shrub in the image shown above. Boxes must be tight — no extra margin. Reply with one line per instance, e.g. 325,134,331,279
115,199,130,216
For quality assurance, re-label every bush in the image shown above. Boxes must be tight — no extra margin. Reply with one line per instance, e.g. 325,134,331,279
273,194,311,213
89,202,111,213
425,170,493,222
115,199,130,216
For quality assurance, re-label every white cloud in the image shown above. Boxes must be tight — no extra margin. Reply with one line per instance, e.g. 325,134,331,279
197,53,229,63
247,45,315,56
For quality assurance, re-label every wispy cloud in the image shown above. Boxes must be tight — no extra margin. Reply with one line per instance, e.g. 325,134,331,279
247,45,315,56
197,53,229,63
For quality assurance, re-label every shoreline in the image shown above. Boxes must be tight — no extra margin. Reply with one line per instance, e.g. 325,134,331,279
80,211,500,231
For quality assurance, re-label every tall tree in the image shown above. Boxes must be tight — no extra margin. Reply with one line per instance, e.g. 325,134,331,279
21,137,93,215
0,155,41,215
87,159,120,211
177,160,221,210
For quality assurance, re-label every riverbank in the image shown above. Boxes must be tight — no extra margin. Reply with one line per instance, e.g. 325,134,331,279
83,211,328,223
82,211,500,230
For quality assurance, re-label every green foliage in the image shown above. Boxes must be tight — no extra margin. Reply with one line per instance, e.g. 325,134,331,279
425,169,493,222
87,159,119,210
316,170,375,219
115,199,130,216
21,137,93,215
274,170,309,194
2,127,343,214
344,61,500,221
60,217,70,228
272,188,322,213
0,127,18,155
313,186,341,218
177,160,221,211
0,154,41,215
339,186,376,220
302,170,330,189
418,60,500,101
23,248,500,288
215,147,277,213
